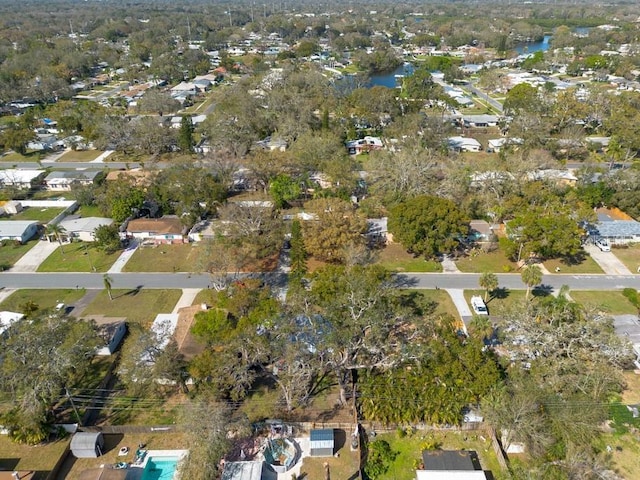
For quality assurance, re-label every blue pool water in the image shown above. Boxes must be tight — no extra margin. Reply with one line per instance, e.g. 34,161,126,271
141,457,179,480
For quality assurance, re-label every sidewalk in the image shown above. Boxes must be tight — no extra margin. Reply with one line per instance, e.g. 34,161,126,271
9,240,60,272
0,288,16,304
172,288,202,314
107,240,139,273
441,255,460,273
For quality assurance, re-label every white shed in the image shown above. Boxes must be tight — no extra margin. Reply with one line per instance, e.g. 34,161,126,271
70,432,104,458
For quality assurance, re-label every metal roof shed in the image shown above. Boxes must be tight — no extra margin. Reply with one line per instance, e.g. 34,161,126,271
70,432,104,458
310,429,334,457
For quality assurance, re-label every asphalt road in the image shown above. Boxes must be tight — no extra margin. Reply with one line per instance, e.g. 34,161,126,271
464,83,504,113
1,272,639,291
12,161,143,170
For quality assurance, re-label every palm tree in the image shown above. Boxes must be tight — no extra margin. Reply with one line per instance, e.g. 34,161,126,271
478,272,499,302
521,265,542,300
103,274,114,301
46,223,67,254
469,315,494,341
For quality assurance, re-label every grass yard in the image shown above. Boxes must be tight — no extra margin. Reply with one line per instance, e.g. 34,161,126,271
123,244,202,272
621,371,640,404
0,239,38,269
456,248,518,273
377,243,442,273
63,433,188,480
56,149,104,162
300,437,360,480
374,430,508,480
0,436,69,480
76,204,104,217
0,288,86,312
0,150,43,162
544,255,604,274
612,244,640,273
8,207,66,222
405,289,460,319
465,288,528,316
599,432,640,480
570,290,638,315
81,289,182,325
37,242,120,272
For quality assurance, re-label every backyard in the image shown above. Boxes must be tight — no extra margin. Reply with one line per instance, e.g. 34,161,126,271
6,206,65,222
0,435,69,480
81,289,182,325
299,431,360,480
37,242,120,272
372,429,507,480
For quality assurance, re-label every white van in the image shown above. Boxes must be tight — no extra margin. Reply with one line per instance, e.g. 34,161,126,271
595,238,611,252
470,296,488,315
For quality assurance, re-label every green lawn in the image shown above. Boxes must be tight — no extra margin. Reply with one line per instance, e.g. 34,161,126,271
377,243,442,273
0,239,38,270
465,288,528,316
374,430,508,480
37,242,120,272
0,436,69,480
7,207,65,222
405,289,460,320
81,289,182,325
570,290,639,315
56,149,104,162
612,245,640,273
544,255,604,274
300,437,360,480
0,288,86,312
123,244,203,272
456,248,518,273
77,204,105,217
0,150,43,162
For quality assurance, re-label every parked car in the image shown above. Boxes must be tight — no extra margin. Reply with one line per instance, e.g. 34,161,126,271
595,238,611,252
470,295,488,315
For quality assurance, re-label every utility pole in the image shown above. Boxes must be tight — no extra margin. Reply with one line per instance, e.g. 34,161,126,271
66,387,82,426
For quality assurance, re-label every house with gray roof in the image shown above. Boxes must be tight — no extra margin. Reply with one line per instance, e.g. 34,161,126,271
416,450,490,480
44,170,103,191
590,210,640,245
58,216,114,242
0,221,39,243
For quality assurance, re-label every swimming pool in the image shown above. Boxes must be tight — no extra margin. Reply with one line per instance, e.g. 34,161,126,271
140,457,179,480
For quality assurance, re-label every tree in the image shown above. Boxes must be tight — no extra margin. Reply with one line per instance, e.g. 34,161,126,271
0,122,36,155
103,274,114,301
302,198,367,263
94,224,121,254
98,180,146,223
479,272,498,302
521,265,542,300
364,440,397,480
137,89,181,116
269,174,301,209
388,195,469,259
46,223,67,254
0,312,99,444
503,82,541,116
178,116,194,153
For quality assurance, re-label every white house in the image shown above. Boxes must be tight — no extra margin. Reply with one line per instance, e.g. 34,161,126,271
58,216,114,242
448,136,482,152
124,216,186,244
0,221,39,243
44,170,103,191
0,169,46,189
487,137,523,153
345,136,384,155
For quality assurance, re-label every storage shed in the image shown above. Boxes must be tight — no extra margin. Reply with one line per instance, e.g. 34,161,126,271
309,429,334,457
71,432,104,458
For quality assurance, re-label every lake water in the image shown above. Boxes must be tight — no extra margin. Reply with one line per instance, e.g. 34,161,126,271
515,34,552,55
369,63,414,88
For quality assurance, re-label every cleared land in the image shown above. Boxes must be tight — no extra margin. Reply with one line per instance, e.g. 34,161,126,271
611,245,640,273
456,248,518,273
377,242,442,272
81,289,182,325
56,149,104,162
569,290,638,315
123,244,203,272
37,242,120,272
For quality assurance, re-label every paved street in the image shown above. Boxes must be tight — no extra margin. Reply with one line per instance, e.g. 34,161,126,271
1,271,640,291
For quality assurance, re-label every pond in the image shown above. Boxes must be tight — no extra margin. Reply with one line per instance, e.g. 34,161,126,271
514,34,552,54
369,62,414,88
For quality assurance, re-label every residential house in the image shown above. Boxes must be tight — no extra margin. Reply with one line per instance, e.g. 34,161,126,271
469,220,496,242
0,169,46,189
416,450,491,480
448,136,482,152
0,221,40,243
366,217,390,245
463,114,499,128
589,209,640,245
345,136,384,155
44,170,103,191
256,136,288,152
125,216,186,244
58,216,114,242
487,137,523,153
527,169,577,186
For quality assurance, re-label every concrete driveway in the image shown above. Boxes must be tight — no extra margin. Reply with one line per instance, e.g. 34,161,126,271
9,240,60,272
585,244,632,275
